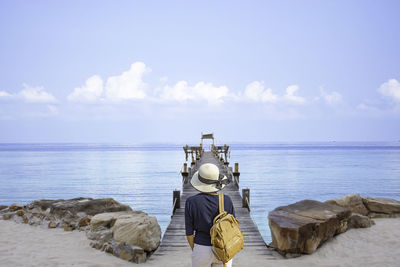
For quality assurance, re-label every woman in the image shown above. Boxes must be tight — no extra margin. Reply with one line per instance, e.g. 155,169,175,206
185,163,234,267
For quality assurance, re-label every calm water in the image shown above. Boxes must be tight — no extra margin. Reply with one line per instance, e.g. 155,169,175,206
1,143,399,243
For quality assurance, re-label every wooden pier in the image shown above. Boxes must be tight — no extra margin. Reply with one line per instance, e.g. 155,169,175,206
151,136,276,261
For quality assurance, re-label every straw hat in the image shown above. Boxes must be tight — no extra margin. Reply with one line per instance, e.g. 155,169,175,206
191,163,229,193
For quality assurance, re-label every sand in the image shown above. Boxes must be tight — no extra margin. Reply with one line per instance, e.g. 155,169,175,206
0,219,399,267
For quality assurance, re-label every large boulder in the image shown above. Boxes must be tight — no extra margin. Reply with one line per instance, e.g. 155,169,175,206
0,205,8,211
88,211,161,263
268,200,351,255
362,197,400,214
90,211,144,231
112,213,161,252
325,194,368,216
27,198,132,218
0,198,132,231
9,204,24,212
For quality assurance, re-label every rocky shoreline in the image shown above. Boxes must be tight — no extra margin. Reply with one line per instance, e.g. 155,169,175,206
0,198,161,263
268,194,400,257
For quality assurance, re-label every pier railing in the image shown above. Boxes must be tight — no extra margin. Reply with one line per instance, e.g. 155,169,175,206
152,140,270,260
173,145,252,215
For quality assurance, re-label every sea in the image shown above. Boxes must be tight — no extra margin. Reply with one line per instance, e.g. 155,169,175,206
1,142,399,243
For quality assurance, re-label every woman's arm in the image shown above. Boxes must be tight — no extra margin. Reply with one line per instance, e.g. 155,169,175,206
186,235,194,250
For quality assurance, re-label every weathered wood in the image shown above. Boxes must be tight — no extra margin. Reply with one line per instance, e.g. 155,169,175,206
242,188,250,211
172,190,180,214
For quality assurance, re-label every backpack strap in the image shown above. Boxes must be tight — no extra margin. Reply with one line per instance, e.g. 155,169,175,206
219,194,224,214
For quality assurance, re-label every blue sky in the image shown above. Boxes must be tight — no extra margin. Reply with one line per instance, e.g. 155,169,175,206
0,0,399,143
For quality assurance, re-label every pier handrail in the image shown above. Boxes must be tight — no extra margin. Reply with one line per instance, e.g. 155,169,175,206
172,198,178,215
245,196,251,211
172,190,180,216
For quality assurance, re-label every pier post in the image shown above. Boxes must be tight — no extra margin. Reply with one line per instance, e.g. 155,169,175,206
191,152,195,168
242,188,250,211
184,144,189,161
173,190,181,215
181,163,189,184
233,163,240,187
224,144,228,162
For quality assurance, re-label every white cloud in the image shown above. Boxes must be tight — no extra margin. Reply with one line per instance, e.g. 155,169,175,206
244,81,278,103
0,91,13,98
67,75,104,103
320,89,342,105
105,62,150,101
67,62,151,103
0,84,57,103
18,84,57,103
379,79,400,102
283,85,306,104
160,81,229,104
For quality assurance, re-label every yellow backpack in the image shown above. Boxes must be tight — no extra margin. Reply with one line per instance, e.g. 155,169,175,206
210,194,244,265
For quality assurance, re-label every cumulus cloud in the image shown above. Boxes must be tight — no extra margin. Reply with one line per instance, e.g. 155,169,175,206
68,62,151,103
0,91,13,98
284,85,306,104
65,61,312,108
160,81,229,104
379,79,400,102
0,84,57,103
67,75,104,103
244,81,278,103
320,89,343,105
18,84,57,103
105,62,150,101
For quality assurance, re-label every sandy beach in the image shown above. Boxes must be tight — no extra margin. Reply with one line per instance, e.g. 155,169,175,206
1,218,399,267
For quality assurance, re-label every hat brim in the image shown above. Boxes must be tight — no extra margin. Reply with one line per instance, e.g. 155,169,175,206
190,171,228,193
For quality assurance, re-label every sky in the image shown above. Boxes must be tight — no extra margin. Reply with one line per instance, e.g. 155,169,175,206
0,0,399,143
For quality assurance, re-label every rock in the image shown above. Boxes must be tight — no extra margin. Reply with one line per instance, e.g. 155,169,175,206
348,214,375,228
119,250,133,261
325,194,368,216
90,211,143,231
27,198,132,219
104,244,114,254
52,198,132,217
2,212,15,220
89,210,161,254
9,204,24,212
268,200,351,255
9,198,133,230
86,229,113,241
29,216,42,226
362,197,400,214
0,205,7,211
48,221,57,228
112,212,161,252
16,209,26,216
368,212,400,218
133,248,147,264
78,215,92,227
63,224,75,231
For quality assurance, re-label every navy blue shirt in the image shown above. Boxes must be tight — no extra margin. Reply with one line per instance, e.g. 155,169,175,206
185,193,235,246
